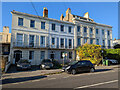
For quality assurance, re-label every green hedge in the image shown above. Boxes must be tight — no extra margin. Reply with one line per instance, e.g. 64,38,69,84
103,49,120,63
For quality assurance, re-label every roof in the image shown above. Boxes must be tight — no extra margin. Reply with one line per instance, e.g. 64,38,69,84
72,13,112,28
11,10,112,28
73,18,112,28
11,10,74,25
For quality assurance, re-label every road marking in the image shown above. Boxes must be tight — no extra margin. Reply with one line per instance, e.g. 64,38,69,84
75,80,118,89
48,78,56,80
74,70,116,77
2,69,117,86
63,76,70,78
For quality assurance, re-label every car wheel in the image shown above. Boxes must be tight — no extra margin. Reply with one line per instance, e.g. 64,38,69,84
90,68,95,73
71,69,76,75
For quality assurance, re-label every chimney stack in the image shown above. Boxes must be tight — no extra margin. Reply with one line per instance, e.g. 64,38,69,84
84,12,89,18
66,8,71,15
43,7,48,18
60,14,64,20
3,26,9,33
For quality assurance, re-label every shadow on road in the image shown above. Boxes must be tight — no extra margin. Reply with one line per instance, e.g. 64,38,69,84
6,65,41,74
95,69,113,72
6,65,59,74
2,75,47,85
76,68,113,75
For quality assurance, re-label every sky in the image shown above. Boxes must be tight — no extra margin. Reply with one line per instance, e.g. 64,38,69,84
1,2,118,39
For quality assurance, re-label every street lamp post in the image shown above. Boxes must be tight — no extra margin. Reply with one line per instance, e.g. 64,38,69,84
62,53,65,67
102,50,104,65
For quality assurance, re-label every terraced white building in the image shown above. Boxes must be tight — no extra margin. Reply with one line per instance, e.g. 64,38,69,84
10,8,113,65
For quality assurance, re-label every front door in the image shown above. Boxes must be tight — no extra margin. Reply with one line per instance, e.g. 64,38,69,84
14,50,22,64
50,54,54,60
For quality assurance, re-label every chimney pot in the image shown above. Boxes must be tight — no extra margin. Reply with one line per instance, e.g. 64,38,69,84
60,14,64,20
43,7,48,18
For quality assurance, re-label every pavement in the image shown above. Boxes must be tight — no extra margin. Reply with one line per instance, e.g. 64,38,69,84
2,65,119,89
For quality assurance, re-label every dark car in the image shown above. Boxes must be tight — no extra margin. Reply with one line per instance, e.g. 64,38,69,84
63,60,95,75
17,59,31,70
107,59,118,65
40,59,53,69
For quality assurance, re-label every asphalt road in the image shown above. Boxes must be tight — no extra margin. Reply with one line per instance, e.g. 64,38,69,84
2,67,119,89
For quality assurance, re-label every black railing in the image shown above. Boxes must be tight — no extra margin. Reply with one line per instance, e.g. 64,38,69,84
13,42,73,49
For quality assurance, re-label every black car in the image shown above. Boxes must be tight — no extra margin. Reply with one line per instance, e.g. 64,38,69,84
40,59,53,69
17,59,31,70
63,60,95,75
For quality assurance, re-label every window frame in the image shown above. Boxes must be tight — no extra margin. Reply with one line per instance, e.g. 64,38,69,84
90,39,93,44
29,35,34,47
90,28,93,34
68,26,72,33
41,21,45,29
60,38,64,48
102,29,104,35
18,17,23,26
30,20,35,28
77,26,80,32
51,37,55,45
52,23,56,31
84,27,87,33
41,36,45,45
29,51,34,60
0,35,2,41
77,38,81,46
96,29,99,34
60,25,64,32
17,33,23,46
69,52,72,59
107,31,110,36
103,40,105,46
69,39,72,48
96,39,99,45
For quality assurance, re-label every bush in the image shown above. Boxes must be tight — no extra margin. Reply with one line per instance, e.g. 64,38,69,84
103,49,120,63
76,43,102,65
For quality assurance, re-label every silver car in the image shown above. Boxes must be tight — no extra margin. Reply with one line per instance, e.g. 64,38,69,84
40,59,53,69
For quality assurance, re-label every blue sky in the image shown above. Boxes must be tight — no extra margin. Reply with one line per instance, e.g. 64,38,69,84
2,2,118,39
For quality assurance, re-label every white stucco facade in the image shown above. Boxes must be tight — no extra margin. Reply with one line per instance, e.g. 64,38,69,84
10,9,113,65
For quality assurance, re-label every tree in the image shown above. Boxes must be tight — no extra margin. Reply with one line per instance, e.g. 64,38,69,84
76,43,102,65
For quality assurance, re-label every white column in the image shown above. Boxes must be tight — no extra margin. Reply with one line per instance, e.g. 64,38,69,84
34,35,36,47
59,37,60,48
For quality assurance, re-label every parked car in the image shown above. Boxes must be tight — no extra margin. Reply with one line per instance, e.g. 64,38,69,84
107,59,118,65
16,59,31,70
40,59,53,69
62,60,95,75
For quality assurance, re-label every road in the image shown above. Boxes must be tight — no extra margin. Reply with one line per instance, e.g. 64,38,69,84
2,67,119,89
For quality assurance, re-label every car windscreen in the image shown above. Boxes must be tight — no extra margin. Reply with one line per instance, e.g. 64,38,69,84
19,60,29,63
42,59,52,63
68,61,78,65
